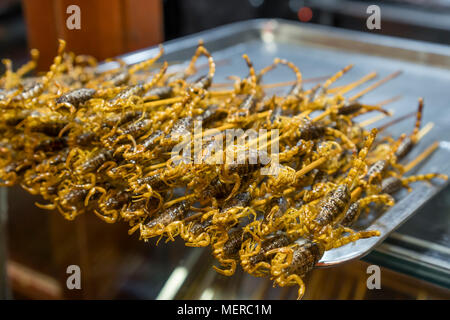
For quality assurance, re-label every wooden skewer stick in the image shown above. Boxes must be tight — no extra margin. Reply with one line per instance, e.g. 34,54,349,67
295,157,327,179
200,110,271,144
211,75,330,89
142,90,234,108
147,162,168,170
208,90,236,96
416,122,434,142
184,211,204,222
359,111,393,128
296,67,353,97
350,187,363,202
349,71,402,101
163,194,196,208
378,112,416,132
358,95,402,127
332,72,377,95
280,110,312,121
357,104,392,116
143,96,183,108
404,141,439,173
376,95,403,107
262,75,331,89
247,130,274,149
312,108,332,122
322,64,354,91
256,132,287,153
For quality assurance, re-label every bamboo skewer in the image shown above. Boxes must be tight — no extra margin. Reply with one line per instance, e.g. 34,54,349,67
211,75,330,89
404,141,439,173
350,71,402,101
359,112,392,128
416,122,434,142
333,72,377,95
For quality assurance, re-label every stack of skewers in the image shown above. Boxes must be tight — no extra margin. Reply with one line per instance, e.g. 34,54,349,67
0,40,446,298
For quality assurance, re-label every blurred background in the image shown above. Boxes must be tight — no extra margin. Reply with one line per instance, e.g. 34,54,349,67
1,0,450,69
0,0,449,300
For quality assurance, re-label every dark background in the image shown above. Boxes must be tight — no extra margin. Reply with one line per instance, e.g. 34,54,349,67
1,0,450,66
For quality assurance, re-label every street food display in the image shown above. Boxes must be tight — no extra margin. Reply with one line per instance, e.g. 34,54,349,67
0,40,446,298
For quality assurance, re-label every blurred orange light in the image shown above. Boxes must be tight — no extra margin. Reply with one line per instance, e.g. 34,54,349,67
298,7,313,22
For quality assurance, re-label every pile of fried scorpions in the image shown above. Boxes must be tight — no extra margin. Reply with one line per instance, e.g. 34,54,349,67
0,40,446,298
